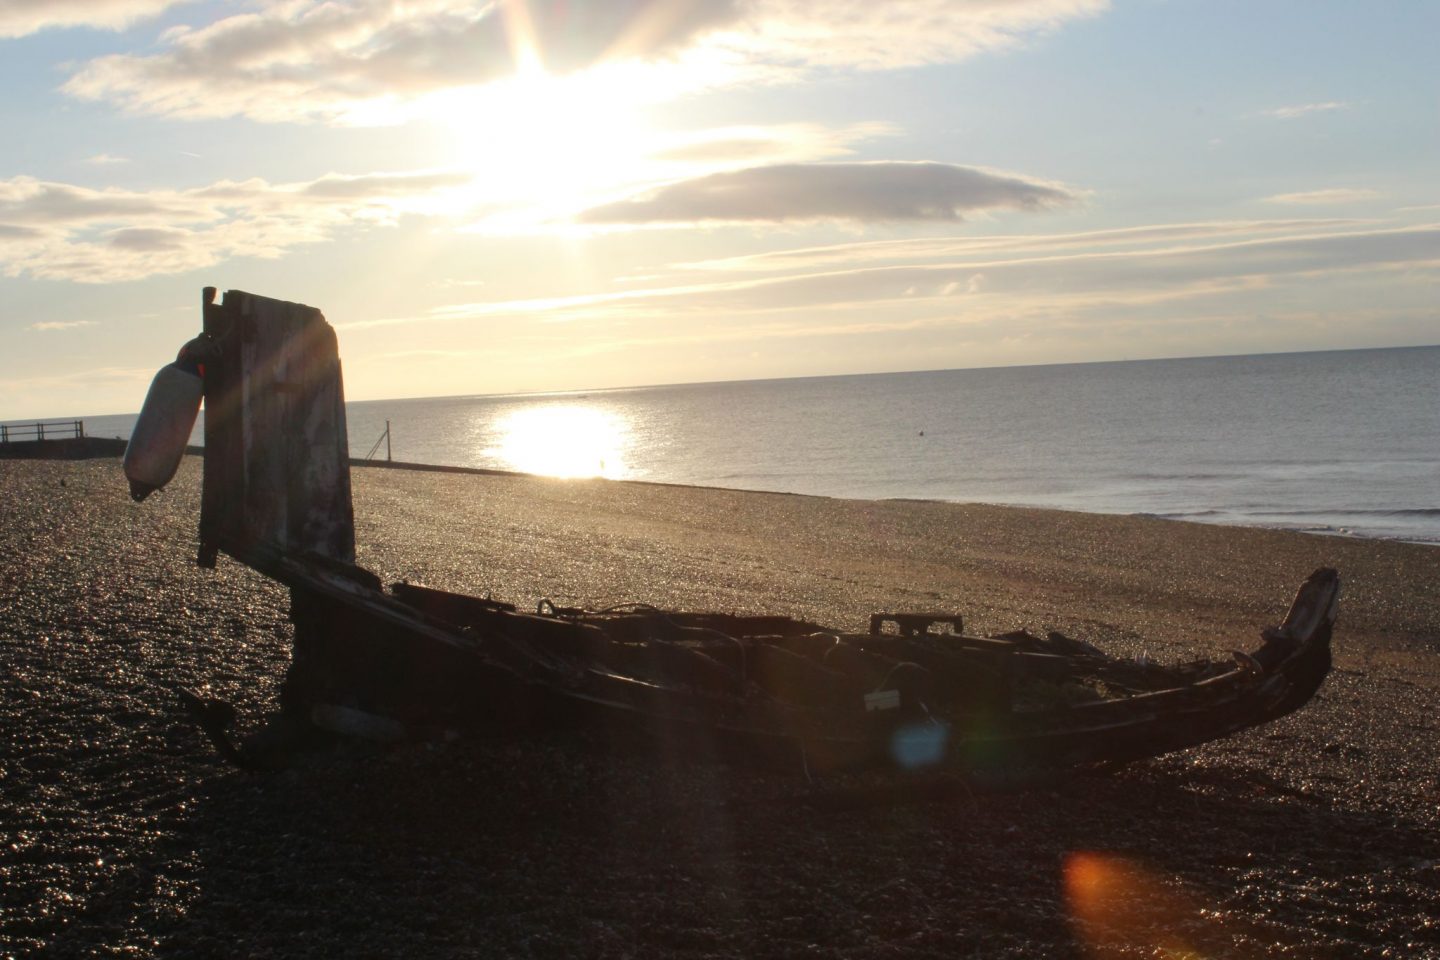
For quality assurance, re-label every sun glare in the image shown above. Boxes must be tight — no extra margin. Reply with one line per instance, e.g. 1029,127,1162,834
431,66,658,222
405,8,749,232
485,404,630,479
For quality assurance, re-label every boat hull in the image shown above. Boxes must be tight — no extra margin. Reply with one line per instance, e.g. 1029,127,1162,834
272,560,1338,780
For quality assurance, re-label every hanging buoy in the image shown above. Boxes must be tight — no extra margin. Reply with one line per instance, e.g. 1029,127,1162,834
123,347,203,502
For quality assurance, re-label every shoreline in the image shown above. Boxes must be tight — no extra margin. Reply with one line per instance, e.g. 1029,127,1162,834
357,454,1440,548
2,440,1432,546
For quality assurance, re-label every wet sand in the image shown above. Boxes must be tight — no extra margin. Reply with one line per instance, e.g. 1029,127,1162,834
2,455,1437,958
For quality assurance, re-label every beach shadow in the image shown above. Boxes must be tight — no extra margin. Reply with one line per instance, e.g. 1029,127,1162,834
37,735,1440,959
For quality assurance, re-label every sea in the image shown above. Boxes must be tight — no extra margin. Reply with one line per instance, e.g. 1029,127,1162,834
62,345,1440,546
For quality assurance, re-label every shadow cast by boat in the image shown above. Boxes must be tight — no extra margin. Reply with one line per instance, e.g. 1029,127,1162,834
39,734,1440,959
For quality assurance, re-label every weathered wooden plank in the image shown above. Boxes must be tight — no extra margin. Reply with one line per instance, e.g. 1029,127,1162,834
198,288,354,570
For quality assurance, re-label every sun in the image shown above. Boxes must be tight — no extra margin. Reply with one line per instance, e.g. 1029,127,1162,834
427,63,660,223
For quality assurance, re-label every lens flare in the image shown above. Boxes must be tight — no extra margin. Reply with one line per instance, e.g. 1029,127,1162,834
1065,852,1235,959
890,722,948,769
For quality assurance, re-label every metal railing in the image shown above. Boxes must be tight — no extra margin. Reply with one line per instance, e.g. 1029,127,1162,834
0,420,86,444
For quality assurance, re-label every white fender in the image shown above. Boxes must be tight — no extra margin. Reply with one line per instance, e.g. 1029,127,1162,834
123,358,202,502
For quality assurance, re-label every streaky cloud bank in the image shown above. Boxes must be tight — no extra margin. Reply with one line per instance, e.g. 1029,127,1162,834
1259,101,1353,120
577,162,1079,225
1263,188,1383,206
28,320,98,331
396,223,1440,330
670,220,1376,274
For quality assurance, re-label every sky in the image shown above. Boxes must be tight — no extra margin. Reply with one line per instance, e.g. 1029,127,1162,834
0,0,1436,420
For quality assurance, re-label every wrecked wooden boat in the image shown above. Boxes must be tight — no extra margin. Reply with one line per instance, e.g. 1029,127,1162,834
170,288,1339,780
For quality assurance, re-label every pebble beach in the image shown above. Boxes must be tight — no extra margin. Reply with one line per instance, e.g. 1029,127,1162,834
2,455,1438,958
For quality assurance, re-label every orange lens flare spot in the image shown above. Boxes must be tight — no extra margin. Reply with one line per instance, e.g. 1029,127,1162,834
1064,852,1216,960
1064,851,1117,905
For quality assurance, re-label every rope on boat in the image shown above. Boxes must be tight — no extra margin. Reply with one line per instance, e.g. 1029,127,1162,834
872,659,927,694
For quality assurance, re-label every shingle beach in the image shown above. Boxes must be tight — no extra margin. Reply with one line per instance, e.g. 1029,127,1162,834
3,456,1437,958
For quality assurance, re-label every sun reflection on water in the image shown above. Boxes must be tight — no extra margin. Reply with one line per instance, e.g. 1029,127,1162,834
485,404,630,480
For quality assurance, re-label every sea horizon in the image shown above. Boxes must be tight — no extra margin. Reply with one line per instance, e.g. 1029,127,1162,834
9,344,1438,547
334,341,1440,412
7,341,1435,426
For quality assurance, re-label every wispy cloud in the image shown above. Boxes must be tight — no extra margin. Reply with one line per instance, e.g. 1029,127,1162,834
351,348,484,363
83,153,130,166
298,171,473,200
0,365,152,392
0,169,475,283
392,224,1440,333
28,320,98,331
0,0,190,38
61,0,1108,124
1263,188,1382,206
577,162,1080,226
737,0,1110,72
669,220,1373,274
1260,101,1352,120
326,219,1439,397
651,122,897,167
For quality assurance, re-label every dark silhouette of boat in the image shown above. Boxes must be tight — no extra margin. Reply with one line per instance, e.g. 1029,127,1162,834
160,289,1338,782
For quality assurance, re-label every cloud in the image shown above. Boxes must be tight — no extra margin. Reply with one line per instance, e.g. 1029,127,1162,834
446,120,898,233
1263,188,1382,206
0,177,201,225
0,0,189,37
84,153,130,166
1260,101,1352,120
734,0,1109,72
671,219,1373,274
28,320,99,331
0,364,153,394
106,226,190,250
0,122,905,282
651,122,896,166
394,224,1440,331
324,219,1439,398
299,171,474,200
0,169,474,283
62,0,1108,124
63,0,742,123
577,162,1079,225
